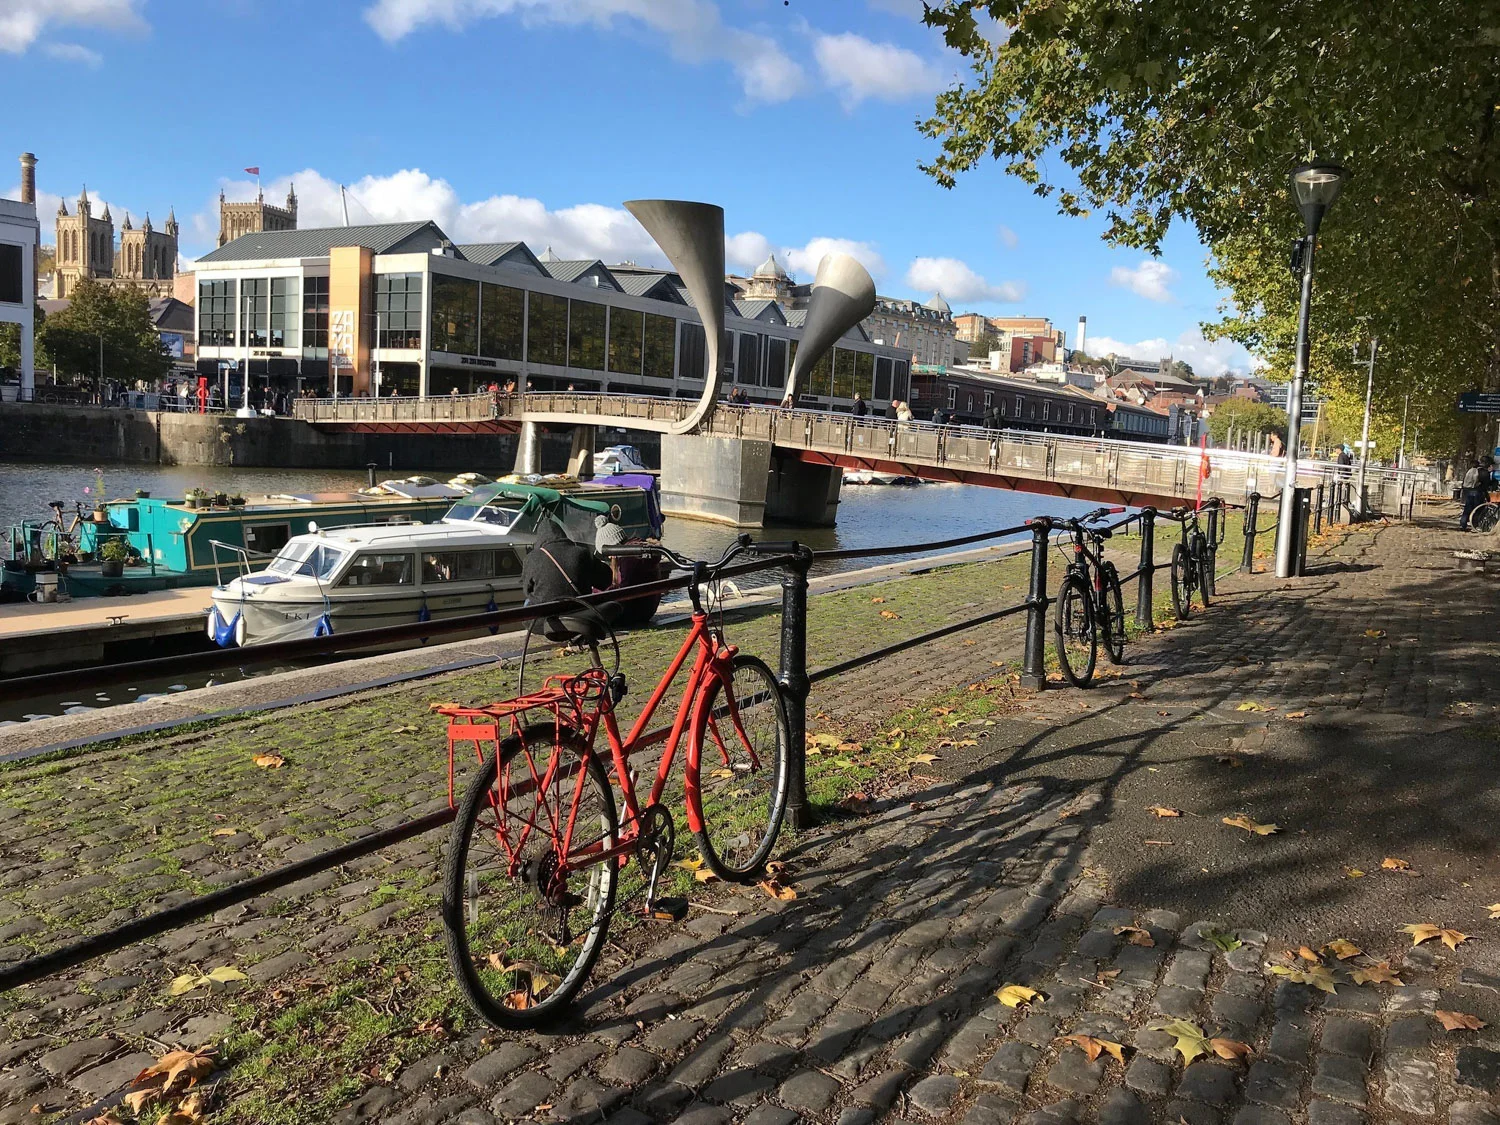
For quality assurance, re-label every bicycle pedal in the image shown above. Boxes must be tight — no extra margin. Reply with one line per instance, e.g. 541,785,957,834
644,896,688,922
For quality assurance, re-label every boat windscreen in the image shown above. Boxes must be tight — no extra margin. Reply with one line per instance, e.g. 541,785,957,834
268,540,347,580
443,495,539,532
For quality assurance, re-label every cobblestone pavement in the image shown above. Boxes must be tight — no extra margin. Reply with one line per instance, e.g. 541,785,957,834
8,513,1500,1125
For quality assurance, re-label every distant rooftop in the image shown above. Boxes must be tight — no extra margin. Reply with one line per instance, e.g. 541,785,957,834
197,221,449,263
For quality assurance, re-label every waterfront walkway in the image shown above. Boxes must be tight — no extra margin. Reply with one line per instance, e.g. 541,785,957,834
3,516,1500,1125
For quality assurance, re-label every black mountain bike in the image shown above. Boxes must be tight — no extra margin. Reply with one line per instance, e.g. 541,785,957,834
1169,505,1216,620
1050,506,1129,688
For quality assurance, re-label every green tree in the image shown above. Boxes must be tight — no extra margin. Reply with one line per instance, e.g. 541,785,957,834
1207,398,1288,445
0,303,47,373
919,0,1497,459
39,278,169,387
969,328,1001,358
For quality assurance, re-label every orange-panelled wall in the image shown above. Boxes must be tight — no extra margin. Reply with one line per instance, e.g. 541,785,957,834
329,245,373,394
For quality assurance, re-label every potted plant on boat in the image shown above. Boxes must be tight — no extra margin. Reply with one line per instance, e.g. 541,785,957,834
134,488,151,499
90,469,108,522
100,537,129,578
213,491,230,507
184,487,209,510
229,494,246,507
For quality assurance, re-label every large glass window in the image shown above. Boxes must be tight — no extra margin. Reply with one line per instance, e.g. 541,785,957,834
376,273,423,349
737,332,761,386
198,279,236,346
607,307,643,376
677,322,706,383
339,553,414,587
832,348,857,399
527,292,568,366
269,277,300,349
0,243,22,305
568,300,606,370
808,349,833,397
892,359,910,403
643,313,676,379
766,337,788,392
429,274,477,355
479,282,524,361
855,351,874,400
302,275,328,352
239,278,267,347
874,356,893,400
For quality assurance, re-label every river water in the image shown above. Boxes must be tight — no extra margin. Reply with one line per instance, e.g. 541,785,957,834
0,460,1097,725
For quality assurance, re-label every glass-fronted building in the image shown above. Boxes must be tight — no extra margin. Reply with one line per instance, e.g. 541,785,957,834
192,221,911,409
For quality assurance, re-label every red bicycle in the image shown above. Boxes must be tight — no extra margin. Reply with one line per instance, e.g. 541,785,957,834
434,536,796,1027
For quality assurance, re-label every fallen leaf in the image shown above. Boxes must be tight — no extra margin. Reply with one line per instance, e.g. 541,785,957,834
210,827,237,838
879,609,901,620
1269,963,1337,993
1222,814,1280,835
1235,701,1270,712
1297,946,1321,962
838,792,872,814
1096,968,1122,984
388,724,418,734
674,856,705,872
1382,857,1411,871
1151,1018,1210,1065
252,752,285,769
1059,1034,1126,1063
1344,867,1366,878
1284,711,1308,719
1201,928,1242,952
1323,939,1362,960
757,880,797,901
996,984,1042,1008
168,974,201,996
694,868,718,883
870,597,886,603
1211,1038,1253,1061
1147,806,1183,818
1488,903,1500,920
1402,923,1469,949
1115,925,1156,948
710,768,734,780
1435,1010,1487,1031
1364,628,1387,638
204,966,247,985
1349,961,1403,986
907,753,940,766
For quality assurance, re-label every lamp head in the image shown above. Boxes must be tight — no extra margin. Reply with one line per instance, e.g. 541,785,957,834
1290,160,1350,235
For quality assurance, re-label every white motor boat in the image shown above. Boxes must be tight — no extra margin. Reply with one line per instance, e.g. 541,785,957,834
842,469,921,486
593,444,652,476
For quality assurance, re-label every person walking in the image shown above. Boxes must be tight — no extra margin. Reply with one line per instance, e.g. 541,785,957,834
852,394,868,417
1460,456,1494,530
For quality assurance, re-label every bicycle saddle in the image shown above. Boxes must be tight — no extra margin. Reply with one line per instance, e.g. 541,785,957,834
1095,528,1112,539
542,601,622,644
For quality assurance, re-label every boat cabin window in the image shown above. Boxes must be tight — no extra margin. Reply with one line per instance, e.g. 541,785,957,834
421,549,524,582
268,540,346,580
443,496,540,534
245,522,291,556
339,553,414,586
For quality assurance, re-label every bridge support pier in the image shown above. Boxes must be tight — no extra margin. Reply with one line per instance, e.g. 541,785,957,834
567,426,596,479
765,455,841,527
514,421,542,476
659,435,842,527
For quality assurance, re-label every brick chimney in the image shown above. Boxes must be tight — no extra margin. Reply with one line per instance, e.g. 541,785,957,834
19,152,36,205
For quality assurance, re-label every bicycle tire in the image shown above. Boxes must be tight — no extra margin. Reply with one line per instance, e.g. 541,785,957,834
1054,571,1098,687
443,722,617,1029
1192,531,1213,605
1474,503,1500,533
1170,542,1194,620
690,654,791,881
1099,561,1126,665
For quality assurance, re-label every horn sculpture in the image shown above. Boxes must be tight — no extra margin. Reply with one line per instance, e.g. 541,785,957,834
781,253,877,403
624,199,726,435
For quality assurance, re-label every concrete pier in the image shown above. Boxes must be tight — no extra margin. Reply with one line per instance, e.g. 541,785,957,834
659,434,841,527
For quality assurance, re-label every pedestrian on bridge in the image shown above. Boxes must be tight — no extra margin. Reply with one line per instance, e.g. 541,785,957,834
853,394,868,417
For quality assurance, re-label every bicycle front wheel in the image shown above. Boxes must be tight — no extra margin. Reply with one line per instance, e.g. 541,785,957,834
443,722,618,1029
1054,572,1097,687
1192,531,1213,605
1475,503,1500,533
1170,542,1195,620
689,654,790,881
1099,561,1126,665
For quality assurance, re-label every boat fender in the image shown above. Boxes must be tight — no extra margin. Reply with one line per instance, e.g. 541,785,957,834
313,612,334,638
209,606,242,648
485,585,499,635
417,594,431,624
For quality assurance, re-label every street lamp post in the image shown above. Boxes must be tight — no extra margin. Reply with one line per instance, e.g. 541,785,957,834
1275,160,1350,578
1352,337,1378,517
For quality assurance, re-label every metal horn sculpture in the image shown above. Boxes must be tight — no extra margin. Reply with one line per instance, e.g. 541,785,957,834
624,199,726,435
781,253,877,403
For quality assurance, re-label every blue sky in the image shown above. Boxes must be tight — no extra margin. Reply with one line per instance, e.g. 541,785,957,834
1,0,1254,375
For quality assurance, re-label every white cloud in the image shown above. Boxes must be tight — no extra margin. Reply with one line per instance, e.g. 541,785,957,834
723,231,885,281
813,31,945,107
362,0,806,102
1084,329,1259,378
41,41,102,65
0,0,143,54
1109,258,1177,303
904,256,1024,304
997,224,1018,249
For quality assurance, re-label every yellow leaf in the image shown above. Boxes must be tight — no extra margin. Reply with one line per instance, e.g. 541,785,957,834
1147,806,1183,818
1323,939,1362,960
1222,814,1280,835
870,596,886,603
879,609,901,620
694,868,718,883
204,966,247,984
1115,925,1155,947
1211,1038,1252,1061
956,739,978,748
1488,903,1500,920
885,727,905,738
1350,961,1403,986
389,724,418,734
1402,923,1469,949
710,768,734,780
1436,1010,1488,1031
1268,964,1337,993
210,827,237,837
1297,946,1320,962
1059,1034,1126,1063
252,752,285,769
809,733,841,748
1382,857,1411,871
1284,711,1308,719
1235,701,1270,712
1344,867,1366,878
168,974,201,996
757,879,796,901
996,984,1042,1008
1364,629,1387,638
1150,1019,1209,1065
907,753,939,766
673,856,704,872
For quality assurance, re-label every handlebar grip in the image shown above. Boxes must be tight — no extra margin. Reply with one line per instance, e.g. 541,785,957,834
600,544,659,558
745,540,800,554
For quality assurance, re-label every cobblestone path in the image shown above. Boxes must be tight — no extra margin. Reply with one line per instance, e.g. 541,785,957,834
7,514,1500,1125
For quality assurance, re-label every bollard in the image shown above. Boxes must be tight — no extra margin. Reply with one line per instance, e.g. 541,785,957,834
1135,507,1156,630
1314,483,1324,536
777,546,814,829
1203,504,1219,599
1020,521,1050,690
1290,487,1312,576
1241,492,1260,573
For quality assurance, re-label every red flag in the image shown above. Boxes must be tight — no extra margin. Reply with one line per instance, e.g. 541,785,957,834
244,166,260,175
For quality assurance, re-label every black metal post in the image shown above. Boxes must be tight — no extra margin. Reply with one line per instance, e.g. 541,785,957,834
777,546,813,829
1135,508,1156,630
1314,482,1324,535
1241,492,1260,573
1204,504,1219,598
1020,522,1050,689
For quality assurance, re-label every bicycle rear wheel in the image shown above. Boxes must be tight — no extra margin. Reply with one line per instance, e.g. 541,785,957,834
443,722,617,1029
1170,542,1195,620
1054,572,1097,687
1474,503,1500,533
689,654,790,881
1099,562,1126,665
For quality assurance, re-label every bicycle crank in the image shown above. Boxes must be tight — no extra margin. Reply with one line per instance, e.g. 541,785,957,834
637,805,687,921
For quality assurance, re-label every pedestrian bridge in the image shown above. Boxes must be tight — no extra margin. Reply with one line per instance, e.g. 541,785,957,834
293,391,1420,521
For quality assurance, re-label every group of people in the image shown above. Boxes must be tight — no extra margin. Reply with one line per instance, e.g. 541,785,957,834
1459,454,1496,531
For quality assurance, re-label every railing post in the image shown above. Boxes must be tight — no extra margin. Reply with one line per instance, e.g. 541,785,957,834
1241,492,1260,573
1135,508,1156,630
1314,481,1325,535
1020,521,1050,690
1203,503,1219,598
778,547,813,829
